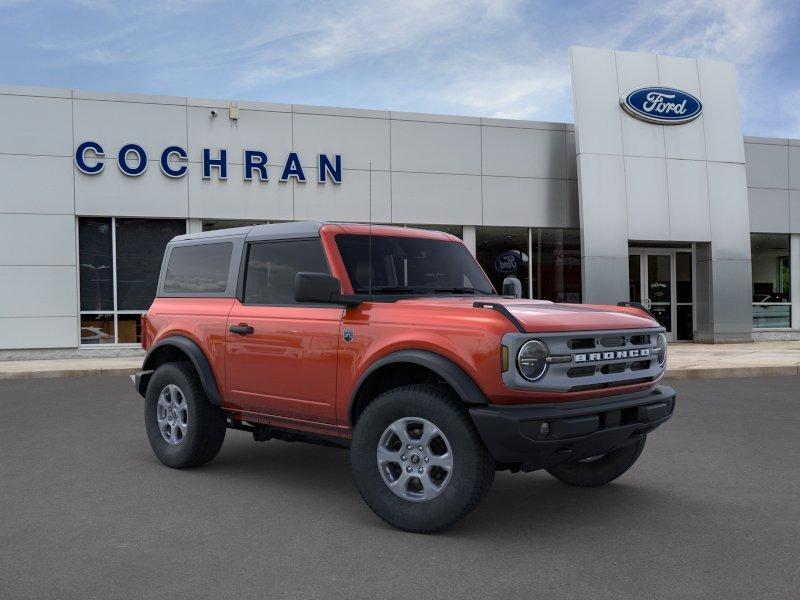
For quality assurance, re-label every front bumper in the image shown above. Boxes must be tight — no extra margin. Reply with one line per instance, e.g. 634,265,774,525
469,385,675,472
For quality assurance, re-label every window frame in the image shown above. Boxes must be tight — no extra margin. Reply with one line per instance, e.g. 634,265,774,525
78,216,188,347
238,237,335,307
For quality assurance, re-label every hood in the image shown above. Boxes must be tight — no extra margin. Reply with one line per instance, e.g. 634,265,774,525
395,296,658,333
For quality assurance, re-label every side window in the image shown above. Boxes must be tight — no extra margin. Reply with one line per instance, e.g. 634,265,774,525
163,242,233,294
244,239,329,305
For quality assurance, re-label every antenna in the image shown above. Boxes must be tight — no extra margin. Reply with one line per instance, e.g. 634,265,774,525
368,162,373,298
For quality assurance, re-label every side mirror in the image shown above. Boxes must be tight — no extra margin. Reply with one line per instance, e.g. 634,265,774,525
295,272,341,303
502,277,522,298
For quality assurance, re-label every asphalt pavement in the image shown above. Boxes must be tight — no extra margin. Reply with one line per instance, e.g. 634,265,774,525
1,375,798,599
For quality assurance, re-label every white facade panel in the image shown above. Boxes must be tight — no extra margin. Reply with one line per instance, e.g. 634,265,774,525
788,146,800,190
745,142,789,189
391,172,481,225
0,94,73,156
0,266,76,317
707,162,751,259
390,120,481,175
615,51,665,159
294,169,390,223
666,159,711,242
657,55,706,161
576,154,628,257
569,47,623,156
187,168,293,221
293,113,390,172
791,190,800,233
75,164,189,218
74,99,188,160
187,106,292,165
0,214,76,265
748,188,790,233
0,154,74,214
697,59,746,164
482,177,567,227
481,127,566,179
624,156,670,240
0,316,78,349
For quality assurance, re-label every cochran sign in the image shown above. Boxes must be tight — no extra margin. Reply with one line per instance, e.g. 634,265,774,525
620,87,702,125
74,141,343,184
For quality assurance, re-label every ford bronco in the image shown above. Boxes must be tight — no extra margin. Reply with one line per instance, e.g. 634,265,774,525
133,222,675,532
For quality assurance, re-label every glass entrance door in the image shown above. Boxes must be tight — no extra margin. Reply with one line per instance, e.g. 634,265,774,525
629,249,694,342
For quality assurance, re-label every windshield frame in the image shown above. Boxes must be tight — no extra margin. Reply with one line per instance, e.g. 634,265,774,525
333,233,497,298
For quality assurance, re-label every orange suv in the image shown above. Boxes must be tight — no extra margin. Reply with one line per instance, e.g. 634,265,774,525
133,222,675,532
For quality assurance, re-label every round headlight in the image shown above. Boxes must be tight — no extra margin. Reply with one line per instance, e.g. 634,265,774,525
517,340,549,381
656,332,668,367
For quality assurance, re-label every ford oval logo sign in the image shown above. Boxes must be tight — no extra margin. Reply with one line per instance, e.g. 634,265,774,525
620,87,702,125
494,251,521,274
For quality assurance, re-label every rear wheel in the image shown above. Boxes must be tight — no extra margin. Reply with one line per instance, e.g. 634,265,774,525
350,384,495,533
545,437,647,487
144,362,226,469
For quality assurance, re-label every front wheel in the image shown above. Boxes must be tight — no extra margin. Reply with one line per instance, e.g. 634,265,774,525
545,436,647,487
144,362,226,469
350,384,495,533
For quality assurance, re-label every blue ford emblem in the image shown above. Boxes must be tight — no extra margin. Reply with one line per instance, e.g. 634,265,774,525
620,86,702,125
494,251,520,274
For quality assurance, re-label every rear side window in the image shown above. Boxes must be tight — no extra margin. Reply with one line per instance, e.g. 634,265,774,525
244,239,329,305
163,243,233,294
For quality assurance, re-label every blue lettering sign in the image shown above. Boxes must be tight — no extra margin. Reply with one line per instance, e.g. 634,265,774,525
202,148,228,180
494,251,521,274
118,143,147,176
75,141,105,174
318,154,342,184
281,152,306,182
243,150,269,181
160,146,188,178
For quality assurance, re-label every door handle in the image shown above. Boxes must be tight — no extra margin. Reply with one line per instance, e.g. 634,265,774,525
229,324,254,335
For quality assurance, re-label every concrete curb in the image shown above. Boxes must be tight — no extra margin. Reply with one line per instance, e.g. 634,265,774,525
664,365,800,380
0,366,140,380
0,364,798,382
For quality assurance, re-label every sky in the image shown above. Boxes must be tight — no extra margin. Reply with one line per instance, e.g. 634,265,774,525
1,0,799,137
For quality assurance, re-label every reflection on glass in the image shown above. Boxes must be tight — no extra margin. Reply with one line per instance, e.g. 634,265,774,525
117,314,142,344
79,218,114,312
116,219,185,310
80,314,115,344
677,305,693,341
535,229,582,303
476,227,530,297
751,233,791,328
202,220,267,231
629,255,641,303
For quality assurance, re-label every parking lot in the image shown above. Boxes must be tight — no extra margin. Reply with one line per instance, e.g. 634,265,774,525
1,375,798,599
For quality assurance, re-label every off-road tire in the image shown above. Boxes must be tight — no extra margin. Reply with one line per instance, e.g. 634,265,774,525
350,384,495,533
144,361,226,469
545,436,647,487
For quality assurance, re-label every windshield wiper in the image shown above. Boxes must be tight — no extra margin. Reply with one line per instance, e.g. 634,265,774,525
432,287,492,295
353,286,429,295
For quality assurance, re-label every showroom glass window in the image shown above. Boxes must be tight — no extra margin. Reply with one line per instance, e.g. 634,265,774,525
79,218,186,344
476,227,581,301
751,233,791,328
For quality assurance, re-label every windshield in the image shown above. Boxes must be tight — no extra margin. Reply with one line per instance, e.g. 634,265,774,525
335,234,495,295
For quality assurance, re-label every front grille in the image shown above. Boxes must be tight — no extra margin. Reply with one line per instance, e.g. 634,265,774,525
502,327,665,393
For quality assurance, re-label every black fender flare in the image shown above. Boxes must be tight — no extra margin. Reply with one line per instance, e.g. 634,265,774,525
141,335,223,406
349,349,489,423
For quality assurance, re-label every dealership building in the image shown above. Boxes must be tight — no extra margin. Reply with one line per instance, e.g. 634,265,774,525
1,46,799,357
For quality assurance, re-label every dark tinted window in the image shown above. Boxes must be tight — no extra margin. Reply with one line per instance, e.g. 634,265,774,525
116,219,186,309
163,243,233,294
244,239,329,305
79,218,114,311
335,234,493,294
